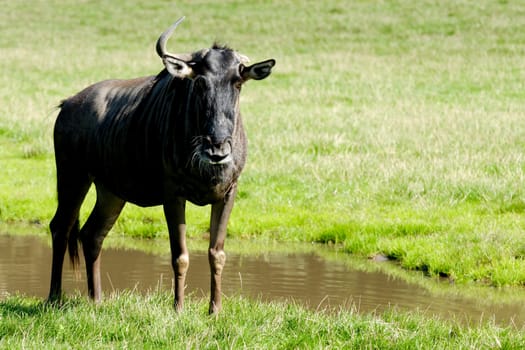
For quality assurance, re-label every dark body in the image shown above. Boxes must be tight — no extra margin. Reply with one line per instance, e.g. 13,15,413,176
56,73,243,206
48,17,275,314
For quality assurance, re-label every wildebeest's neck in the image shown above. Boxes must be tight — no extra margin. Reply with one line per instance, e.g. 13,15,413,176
132,70,195,165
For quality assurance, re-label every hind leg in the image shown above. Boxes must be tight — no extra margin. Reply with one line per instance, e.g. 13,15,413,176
48,172,92,303
80,183,125,302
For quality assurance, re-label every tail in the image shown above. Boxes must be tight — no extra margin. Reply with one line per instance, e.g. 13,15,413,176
68,219,81,269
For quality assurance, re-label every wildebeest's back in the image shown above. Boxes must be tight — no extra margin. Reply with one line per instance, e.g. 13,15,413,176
54,75,169,206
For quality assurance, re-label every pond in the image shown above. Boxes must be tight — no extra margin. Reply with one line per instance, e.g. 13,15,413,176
1,233,524,326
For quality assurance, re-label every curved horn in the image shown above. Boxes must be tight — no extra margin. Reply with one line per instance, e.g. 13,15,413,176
156,16,187,59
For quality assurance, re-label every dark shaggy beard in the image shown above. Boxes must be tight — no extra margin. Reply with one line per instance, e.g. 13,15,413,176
188,136,236,184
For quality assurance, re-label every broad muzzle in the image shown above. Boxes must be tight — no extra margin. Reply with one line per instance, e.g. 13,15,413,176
202,136,233,165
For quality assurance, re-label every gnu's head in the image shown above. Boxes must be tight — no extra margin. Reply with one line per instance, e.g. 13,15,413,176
156,17,275,82
156,17,275,171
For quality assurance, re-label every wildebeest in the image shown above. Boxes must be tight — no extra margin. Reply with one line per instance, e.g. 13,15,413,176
48,17,275,314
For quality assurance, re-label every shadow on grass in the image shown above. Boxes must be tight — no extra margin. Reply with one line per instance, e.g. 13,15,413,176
0,294,84,318
0,299,46,318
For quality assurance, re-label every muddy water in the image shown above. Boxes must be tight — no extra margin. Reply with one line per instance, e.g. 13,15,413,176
1,233,524,326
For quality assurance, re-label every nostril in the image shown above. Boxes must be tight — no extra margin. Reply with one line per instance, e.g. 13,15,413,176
205,144,231,157
206,135,232,146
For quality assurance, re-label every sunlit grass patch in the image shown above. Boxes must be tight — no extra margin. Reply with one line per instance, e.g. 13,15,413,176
1,293,524,349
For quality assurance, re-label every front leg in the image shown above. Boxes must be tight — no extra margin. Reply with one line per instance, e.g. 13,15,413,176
163,197,188,312
208,184,237,315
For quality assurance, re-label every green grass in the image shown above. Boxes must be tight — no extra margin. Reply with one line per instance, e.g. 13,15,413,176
2,0,525,288
1,292,524,349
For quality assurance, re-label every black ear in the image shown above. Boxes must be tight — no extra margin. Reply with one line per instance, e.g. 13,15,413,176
241,59,276,81
163,55,194,78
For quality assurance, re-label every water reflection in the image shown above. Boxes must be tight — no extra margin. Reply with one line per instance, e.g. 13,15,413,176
1,233,524,326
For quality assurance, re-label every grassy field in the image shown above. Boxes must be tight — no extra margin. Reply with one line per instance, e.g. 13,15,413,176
1,0,525,305
1,293,524,349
